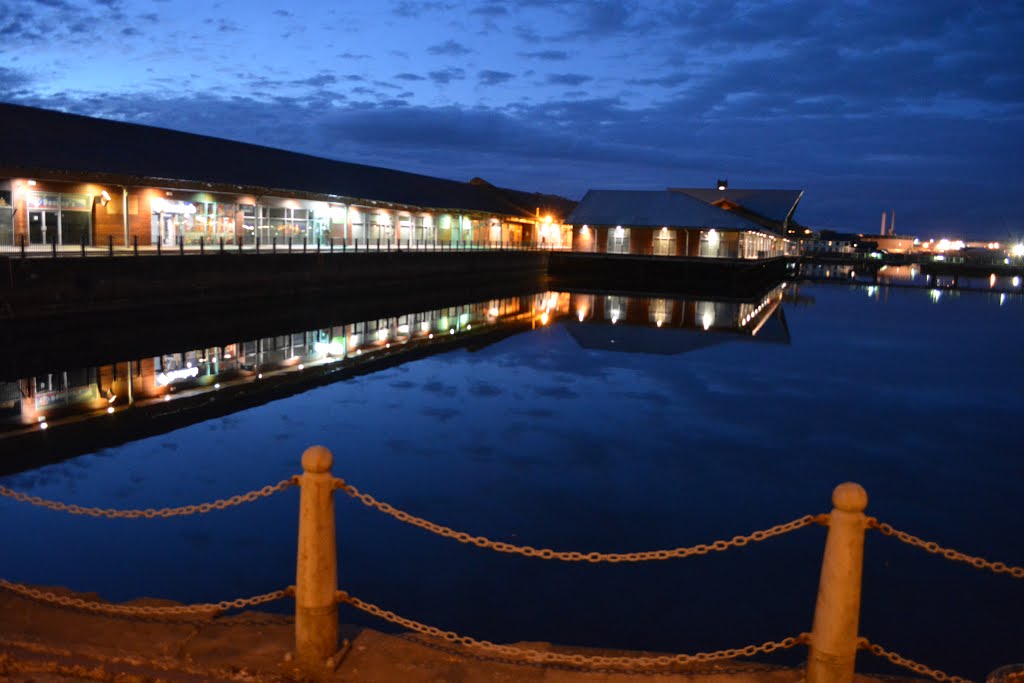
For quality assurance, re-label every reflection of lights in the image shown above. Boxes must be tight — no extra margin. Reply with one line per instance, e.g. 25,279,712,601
867,286,877,297
930,289,942,303
656,319,663,327
578,312,585,322
40,421,48,430
990,274,997,288
702,310,713,330
1000,293,1006,306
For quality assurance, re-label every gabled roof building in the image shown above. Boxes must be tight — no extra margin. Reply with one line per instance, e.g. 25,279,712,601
567,184,802,259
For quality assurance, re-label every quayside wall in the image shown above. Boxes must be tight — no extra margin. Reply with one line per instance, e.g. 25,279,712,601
0,250,549,321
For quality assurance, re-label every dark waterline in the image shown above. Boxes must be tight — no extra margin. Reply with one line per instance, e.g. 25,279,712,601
1,281,1022,679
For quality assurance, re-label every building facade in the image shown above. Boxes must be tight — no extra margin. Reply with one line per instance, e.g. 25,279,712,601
0,104,576,251
567,188,801,259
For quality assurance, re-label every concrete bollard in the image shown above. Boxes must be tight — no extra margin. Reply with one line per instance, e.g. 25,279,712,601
807,482,869,683
295,445,338,666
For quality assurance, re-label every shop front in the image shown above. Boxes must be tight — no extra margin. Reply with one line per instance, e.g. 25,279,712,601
152,198,241,246
26,191,92,245
0,190,12,246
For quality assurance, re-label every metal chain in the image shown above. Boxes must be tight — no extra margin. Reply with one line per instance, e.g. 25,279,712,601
0,476,299,519
868,518,1024,578
0,578,294,618
337,589,807,669
858,637,974,683
334,478,826,562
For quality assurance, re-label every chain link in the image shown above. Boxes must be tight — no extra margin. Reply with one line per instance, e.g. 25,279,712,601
868,518,1024,579
0,476,299,519
337,589,807,669
0,578,294,618
334,478,826,562
858,637,974,683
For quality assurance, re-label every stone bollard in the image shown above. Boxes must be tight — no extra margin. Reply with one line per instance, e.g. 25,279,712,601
807,482,869,683
295,445,339,666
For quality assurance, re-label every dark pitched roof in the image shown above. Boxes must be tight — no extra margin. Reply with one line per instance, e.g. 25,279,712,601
0,103,573,216
566,190,764,231
669,188,804,230
469,177,578,221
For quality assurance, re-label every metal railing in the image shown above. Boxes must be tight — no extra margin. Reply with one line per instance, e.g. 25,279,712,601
1,445,1021,680
0,235,572,258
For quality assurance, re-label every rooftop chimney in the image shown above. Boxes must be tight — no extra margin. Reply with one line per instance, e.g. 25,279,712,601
716,179,728,191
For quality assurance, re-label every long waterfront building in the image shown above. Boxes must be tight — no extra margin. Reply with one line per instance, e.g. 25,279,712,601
0,103,576,251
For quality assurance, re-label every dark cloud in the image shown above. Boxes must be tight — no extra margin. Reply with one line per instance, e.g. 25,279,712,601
0,66,32,91
546,73,591,86
393,1,454,18
471,3,507,17
293,73,337,87
478,70,514,86
395,73,426,81
627,72,688,88
428,68,466,84
427,39,471,56
520,50,569,61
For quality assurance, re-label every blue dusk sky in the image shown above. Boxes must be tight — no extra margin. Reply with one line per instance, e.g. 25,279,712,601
2,0,1022,239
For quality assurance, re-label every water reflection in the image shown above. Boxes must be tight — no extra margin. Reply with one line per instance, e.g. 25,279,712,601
0,286,789,455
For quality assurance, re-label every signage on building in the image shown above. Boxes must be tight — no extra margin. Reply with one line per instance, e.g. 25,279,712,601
151,198,197,215
35,385,99,409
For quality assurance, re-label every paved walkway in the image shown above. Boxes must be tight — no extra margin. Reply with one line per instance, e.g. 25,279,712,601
0,588,917,682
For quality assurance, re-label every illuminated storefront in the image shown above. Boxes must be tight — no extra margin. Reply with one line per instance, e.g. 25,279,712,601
26,191,91,245
0,189,12,246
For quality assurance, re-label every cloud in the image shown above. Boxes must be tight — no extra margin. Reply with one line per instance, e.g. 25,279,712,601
478,70,514,86
520,50,569,61
428,68,466,84
546,73,591,86
395,73,426,81
427,39,471,56
393,1,454,18
471,3,507,17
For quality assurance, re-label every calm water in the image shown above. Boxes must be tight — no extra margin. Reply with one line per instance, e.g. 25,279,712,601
2,282,1022,679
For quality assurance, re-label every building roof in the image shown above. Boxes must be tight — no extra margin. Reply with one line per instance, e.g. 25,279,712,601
669,188,804,230
566,190,766,231
0,103,574,218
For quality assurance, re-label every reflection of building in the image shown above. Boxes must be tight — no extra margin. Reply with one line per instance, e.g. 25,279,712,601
565,288,790,354
0,294,550,434
0,103,574,250
567,185,801,259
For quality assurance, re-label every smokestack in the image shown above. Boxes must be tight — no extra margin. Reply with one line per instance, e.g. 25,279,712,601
881,211,887,236
890,210,895,236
